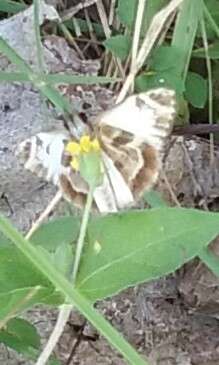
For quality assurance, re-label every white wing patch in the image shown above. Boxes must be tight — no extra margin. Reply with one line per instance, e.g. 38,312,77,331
17,131,69,185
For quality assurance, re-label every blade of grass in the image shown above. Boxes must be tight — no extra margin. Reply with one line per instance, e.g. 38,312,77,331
0,71,117,84
203,3,219,38
0,36,73,114
64,18,104,38
200,15,214,165
171,0,203,82
0,0,26,13
0,37,117,113
46,74,118,84
0,71,29,82
0,215,148,365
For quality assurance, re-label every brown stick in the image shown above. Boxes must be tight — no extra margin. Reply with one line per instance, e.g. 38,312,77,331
173,124,219,136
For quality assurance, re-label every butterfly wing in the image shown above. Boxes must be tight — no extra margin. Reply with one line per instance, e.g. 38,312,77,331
97,88,176,150
17,131,69,185
17,130,90,208
17,88,176,212
97,88,176,201
17,129,119,212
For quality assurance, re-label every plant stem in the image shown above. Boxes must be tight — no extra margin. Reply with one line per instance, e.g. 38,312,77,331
36,187,94,365
72,187,94,282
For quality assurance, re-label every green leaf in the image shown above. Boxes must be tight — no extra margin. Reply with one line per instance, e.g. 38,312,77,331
143,0,169,31
75,208,219,301
135,70,184,95
199,246,219,277
0,317,40,353
0,287,56,322
185,71,207,108
31,216,80,252
0,317,61,363
104,35,131,60
117,0,168,33
175,94,190,126
0,246,62,316
172,0,203,81
0,231,12,247
150,45,183,71
117,0,137,28
52,243,74,277
135,45,185,94
0,0,26,13
0,246,52,294
193,41,219,59
144,191,167,208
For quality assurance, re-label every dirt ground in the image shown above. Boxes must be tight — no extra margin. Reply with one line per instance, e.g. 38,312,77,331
1,8,219,365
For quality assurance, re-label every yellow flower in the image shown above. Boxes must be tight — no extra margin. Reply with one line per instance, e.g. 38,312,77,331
66,136,100,156
65,135,101,173
91,138,100,152
66,141,81,155
70,157,79,171
80,135,91,153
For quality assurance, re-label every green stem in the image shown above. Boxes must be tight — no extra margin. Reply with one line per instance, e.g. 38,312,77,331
72,187,94,282
0,215,148,365
35,188,95,365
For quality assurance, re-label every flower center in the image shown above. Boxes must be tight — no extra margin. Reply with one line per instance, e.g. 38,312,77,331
66,135,101,171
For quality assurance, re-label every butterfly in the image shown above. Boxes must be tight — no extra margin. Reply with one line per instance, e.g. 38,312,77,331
17,88,176,213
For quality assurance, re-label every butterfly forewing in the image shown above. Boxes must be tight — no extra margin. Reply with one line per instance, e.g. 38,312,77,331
97,88,176,204
97,88,176,150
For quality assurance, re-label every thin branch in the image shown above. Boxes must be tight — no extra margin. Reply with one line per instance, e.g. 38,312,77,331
35,304,72,365
84,8,101,56
161,171,181,207
173,124,219,135
25,190,62,240
96,0,111,38
109,0,117,26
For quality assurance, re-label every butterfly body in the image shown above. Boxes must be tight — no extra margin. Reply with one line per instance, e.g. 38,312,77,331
17,88,176,212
